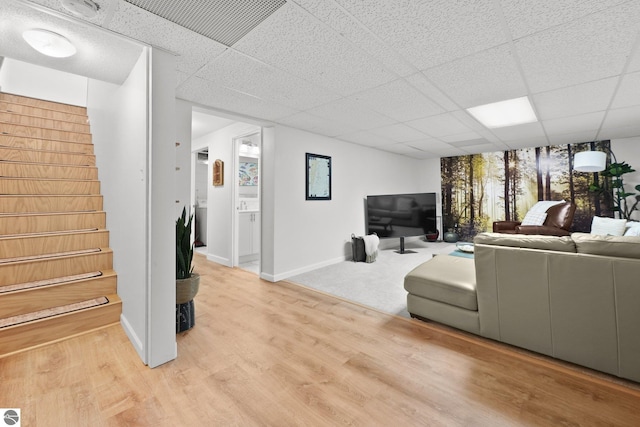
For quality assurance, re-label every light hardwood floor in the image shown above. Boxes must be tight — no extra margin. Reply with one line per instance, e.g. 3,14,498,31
2,252,639,426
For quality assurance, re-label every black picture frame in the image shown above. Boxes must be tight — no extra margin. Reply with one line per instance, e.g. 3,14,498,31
305,153,331,200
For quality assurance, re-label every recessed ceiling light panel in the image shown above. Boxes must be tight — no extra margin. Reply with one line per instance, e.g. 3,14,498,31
60,0,100,19
467,96,538,129
22,29,77,58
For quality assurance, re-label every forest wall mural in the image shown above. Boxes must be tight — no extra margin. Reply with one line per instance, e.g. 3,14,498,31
440,140,612,240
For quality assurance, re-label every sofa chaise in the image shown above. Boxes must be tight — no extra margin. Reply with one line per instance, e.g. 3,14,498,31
404,232,640,382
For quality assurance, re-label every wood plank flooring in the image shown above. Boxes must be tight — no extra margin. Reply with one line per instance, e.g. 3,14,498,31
1,252,639,426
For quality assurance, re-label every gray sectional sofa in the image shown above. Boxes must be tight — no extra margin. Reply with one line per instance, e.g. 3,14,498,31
404,232,640,383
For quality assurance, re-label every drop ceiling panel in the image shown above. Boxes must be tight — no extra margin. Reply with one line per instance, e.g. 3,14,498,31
440,132,483,144
278,112,359,137
291,0,416,77
377,142,425,156
337,131,393,147
547,130,599,145
233,3,396,96
409,140,467,157
367,123,428,143
304,98,396,130
24,0,117,26
196,50,340,110
601,105,640,130
405,73,459,112
424,44,528,108
516,2,640,93
543,111,605,136
533,77,618,120
504,137,550,150
491,122,546,141
352,78,445,122
406,113,472,138
611,72,640,109
108,2,228,75
334,0,507,70
461,143,503,154
501,0,629,39
177,77,297,121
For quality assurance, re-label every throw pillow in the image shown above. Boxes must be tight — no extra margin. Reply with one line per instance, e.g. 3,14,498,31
591,216,627,236
624,221,640,236
521,211,547,226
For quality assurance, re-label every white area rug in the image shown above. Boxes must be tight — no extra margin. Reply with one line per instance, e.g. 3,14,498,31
289,240,457,318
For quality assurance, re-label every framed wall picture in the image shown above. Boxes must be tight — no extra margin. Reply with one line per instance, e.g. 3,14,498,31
213,159,224,186
306,153,331,200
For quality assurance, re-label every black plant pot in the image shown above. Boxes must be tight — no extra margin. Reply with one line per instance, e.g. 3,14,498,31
176,300,195,333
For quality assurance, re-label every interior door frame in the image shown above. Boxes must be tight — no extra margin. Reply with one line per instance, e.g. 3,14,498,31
232,130,262,268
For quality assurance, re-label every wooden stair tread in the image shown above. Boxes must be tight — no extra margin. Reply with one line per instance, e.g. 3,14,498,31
0,296,110,328
0,248,102,264
0,93,87,115
0,271,108,294
0,227,100,237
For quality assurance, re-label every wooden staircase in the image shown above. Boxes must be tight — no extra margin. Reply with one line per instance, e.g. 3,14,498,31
0,92,121,357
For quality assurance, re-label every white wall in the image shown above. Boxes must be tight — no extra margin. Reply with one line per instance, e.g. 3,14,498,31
147,48,177,368
88,51,150,363
89,48,177,368
612,137,640,221
192,122,260,266
261,125,442,282
0,58,87,106
175,100,192,219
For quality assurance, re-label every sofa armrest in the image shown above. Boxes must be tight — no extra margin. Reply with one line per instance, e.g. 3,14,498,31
515,225,571,236
493,221,521,232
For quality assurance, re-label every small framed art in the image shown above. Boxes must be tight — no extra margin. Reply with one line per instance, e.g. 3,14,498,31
305,153,331,200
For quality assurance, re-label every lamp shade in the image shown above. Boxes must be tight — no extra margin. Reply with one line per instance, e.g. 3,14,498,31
574,151,606,172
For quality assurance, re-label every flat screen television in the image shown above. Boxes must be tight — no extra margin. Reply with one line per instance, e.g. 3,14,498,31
365,192,437,254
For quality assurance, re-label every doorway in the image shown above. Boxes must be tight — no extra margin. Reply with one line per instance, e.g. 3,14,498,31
233,132,261,273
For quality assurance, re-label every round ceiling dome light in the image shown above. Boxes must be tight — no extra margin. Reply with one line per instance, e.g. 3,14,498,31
22,29,77,58
60,0,100,19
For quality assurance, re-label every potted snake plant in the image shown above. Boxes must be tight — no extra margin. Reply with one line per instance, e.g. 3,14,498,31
176,207,200,305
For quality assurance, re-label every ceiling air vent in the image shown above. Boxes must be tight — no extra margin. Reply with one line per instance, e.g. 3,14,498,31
124,0,286,47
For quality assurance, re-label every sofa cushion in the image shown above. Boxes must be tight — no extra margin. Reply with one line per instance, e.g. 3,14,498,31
474,232,576,253
521,211,547,226
572,232,640,259
404,255,477,311
624,221,640,236
591,216,627,236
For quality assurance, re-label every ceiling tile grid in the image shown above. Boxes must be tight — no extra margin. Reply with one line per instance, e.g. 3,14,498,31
542,111,606,136
195,50,341,111
333,0,508,70
501,0,630,40
366,123,429,143
304,97,396,130
176,76,297,122
405,113,473,138
423,44,528,108
6,0,640,159
350,78,445,122
290,0,417,77
532,77,619,121
610,71,640,109
232,3,396,96
515,2,640,93
107,2,228,76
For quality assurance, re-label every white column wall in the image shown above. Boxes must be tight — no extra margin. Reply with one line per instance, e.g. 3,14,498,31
88,51,150,362
147,49,177,368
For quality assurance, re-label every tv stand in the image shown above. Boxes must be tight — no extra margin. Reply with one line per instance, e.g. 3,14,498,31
395,236,417,254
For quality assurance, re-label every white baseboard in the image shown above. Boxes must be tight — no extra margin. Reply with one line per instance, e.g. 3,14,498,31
265,256,346,282
120,314,146,364
207,253,232,267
